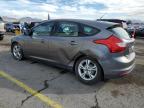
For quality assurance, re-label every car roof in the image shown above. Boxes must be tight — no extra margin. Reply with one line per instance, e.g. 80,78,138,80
41,19,118,29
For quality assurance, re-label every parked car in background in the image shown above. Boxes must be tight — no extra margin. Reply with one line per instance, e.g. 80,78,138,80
128,28,144,37
4,23,15,32
136,28,144,37
11,19,135,84
21,22,41,33
5,22,20,33
13,22,20,30
21,22,30,34
0,21,5,40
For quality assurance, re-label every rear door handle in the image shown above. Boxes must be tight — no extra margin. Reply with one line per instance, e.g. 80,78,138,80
70,41,78,45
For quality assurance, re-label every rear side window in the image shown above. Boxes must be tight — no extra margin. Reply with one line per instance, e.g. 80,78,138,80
81,25,99,36
110,27,130,39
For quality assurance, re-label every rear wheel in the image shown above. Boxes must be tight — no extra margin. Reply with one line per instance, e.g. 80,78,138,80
75,57,102,84
12,43,24,60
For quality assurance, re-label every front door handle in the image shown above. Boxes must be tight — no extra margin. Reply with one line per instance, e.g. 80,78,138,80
70,41,78,45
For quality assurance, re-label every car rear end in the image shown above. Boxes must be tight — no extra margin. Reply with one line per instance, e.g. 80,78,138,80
91,22,135,79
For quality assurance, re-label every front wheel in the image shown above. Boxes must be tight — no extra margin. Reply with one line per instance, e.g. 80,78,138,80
12,43,24,60
75,57,102,84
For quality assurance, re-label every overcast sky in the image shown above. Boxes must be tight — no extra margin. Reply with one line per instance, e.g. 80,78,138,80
0,0,144,20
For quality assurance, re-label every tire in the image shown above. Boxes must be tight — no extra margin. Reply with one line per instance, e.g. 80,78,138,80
0,36,3,40
75,56,102,85
11,43,24,61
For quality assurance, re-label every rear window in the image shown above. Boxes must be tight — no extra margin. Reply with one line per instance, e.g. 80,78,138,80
81,24,100,36
110,27,130,39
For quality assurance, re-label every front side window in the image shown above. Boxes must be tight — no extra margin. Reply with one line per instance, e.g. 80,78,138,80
54,22,79,37
32,22,54,36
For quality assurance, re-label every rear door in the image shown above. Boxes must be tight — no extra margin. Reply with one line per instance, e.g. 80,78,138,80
48,21,82,65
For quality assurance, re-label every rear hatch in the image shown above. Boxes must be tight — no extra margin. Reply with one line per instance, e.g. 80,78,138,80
108,25,135,56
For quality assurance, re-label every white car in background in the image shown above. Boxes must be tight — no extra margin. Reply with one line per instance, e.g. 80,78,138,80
0,21,5,40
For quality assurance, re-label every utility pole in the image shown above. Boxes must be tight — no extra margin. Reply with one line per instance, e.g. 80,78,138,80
48,13,50,20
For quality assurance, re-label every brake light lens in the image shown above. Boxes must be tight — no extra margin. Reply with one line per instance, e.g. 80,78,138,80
94,35,126,53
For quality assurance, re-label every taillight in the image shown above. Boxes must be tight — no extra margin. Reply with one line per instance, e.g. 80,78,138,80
94,35,126,53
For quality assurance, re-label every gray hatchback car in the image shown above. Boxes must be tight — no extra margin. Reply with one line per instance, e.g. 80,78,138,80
11,19,135,84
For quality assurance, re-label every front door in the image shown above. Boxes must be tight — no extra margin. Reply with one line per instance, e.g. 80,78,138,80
23,21,54,58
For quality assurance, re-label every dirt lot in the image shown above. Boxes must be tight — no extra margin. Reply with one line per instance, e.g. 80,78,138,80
0,35,144,108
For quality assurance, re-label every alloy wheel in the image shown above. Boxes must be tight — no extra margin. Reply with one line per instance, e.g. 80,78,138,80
78,59,98,81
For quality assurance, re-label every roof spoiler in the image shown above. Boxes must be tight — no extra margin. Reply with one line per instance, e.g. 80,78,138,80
107,24,122,30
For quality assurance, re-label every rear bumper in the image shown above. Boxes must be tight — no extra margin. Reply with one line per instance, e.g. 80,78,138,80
104,62,135,79
99,52,136,79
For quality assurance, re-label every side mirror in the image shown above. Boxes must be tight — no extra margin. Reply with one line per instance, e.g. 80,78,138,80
23,29,32,36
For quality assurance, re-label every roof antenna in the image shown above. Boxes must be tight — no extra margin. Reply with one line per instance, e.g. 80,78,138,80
99,12,107,19
48,13,50,20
